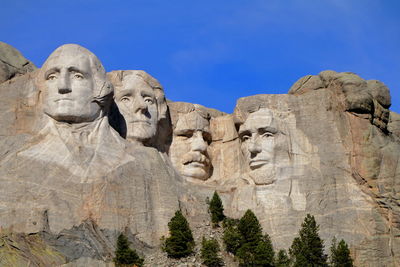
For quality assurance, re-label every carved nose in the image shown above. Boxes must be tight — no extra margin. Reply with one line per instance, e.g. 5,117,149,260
133,97,147,113
248,137,262,154
57,73,71,94
191,132,207,152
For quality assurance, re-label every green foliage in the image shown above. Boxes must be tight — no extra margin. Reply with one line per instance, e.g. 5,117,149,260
201,237,224,267
237,210,262,245
224,210,274,266
223,224,242,255
275,249,290,267
164,210,195,258
114,233,144,267
209,191,225,226
236,234,275,266
254,235,275,266
329,237,353,267
222,217,239,228
289,214,328,267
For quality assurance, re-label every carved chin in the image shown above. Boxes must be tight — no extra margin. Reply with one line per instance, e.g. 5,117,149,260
126,123,156,141
248,164,276,185
181,164,209,180
44,107,99,123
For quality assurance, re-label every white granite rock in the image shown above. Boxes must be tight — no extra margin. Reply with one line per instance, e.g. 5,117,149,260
0,45,399,267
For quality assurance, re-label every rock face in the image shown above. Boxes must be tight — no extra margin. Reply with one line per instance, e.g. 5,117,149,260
0,41,36,83
0,44,399,266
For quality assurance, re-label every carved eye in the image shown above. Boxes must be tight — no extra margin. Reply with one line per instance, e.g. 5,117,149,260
261,132,274,138
73,73,84,80
241,135,250,141
120,97,130,102
177,131,193,139
47,74,57,80
144,97,154,104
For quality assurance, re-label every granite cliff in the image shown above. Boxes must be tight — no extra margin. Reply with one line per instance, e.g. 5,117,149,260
0,42,399,266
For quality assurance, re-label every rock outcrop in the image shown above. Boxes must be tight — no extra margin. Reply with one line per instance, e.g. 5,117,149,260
0,43,399,266
0,41,36,83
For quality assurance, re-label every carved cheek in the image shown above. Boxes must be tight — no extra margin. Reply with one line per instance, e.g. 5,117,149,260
241,143,251,159
117,100,131,116
44,81,57,97
260,138,274,153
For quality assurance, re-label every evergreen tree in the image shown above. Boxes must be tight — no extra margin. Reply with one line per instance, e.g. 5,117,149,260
237,210,262,245
164,210,195,258
223,210,275,266
236,210,274,266
275,249,290,267
201,237,224,267
114,233,144,267
222,217,239,228
289,214,328,267
330,237,353,267
209,191,225,226
223,224,242,255
253,234,275,267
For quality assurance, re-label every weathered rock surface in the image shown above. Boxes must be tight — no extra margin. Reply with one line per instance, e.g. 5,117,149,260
0,45,399,267
0,41,36,83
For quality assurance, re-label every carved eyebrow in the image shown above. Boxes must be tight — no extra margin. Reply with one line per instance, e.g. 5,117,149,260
238,129,251,138
68,66,87,75
117,93,131,100
44,67,60,78
141,91,155,98
258,126,278,134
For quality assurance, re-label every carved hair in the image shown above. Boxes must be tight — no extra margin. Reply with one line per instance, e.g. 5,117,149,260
168,102,211,130
233,97,271,129
107,70,167,120
36,44,113,111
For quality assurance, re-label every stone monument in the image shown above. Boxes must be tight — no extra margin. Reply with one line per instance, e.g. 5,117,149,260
168,103,212,182
108,70,167,147
0,43,399,266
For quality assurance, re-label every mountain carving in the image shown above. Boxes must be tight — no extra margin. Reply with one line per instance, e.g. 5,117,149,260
0,42,399,266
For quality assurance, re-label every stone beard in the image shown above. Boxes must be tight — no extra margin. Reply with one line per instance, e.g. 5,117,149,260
169,111,212,181
113,73,158,144
238,108,288,185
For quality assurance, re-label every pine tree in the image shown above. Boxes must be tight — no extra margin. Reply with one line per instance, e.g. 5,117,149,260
236,210,274,266
164,210,195,258
253,234,275,267
209,191,225,226
289,214,328,267
114,233,144,267
275,249,290,267
237,210,262,245
223,210,275,266
330,237,353,267
223,224,242,255
201,237,224,267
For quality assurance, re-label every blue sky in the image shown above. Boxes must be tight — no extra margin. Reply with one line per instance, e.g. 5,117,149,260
2,0,399,114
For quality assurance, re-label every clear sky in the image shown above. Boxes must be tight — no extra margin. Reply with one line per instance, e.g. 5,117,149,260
2,0,399,114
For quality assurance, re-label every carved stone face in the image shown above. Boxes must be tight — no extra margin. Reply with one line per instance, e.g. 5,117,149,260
114,75,158,143
169,112,211,180
41,48,100,123
238,108,279,185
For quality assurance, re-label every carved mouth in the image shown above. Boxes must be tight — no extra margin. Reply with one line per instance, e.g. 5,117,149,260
129,120,151,125
249,159,269,169
183,156,209,168
184,160,206,168
55,98,73,102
